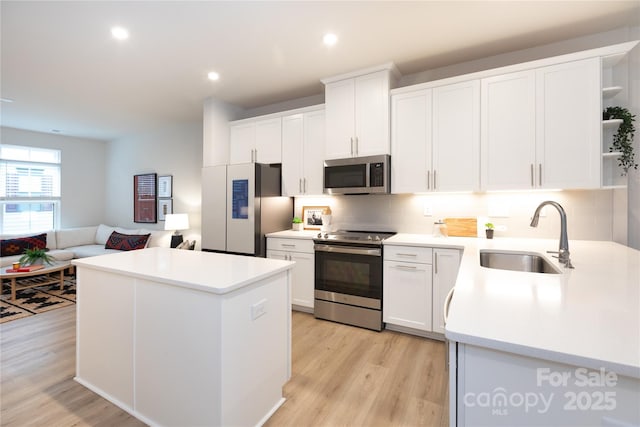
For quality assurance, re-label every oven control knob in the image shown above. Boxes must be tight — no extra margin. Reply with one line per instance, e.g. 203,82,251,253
367,235,373,240
375,235,381,241
324,233,329,239
317,233,322,238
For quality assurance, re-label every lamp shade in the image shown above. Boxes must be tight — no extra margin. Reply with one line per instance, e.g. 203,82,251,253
164,213,189,231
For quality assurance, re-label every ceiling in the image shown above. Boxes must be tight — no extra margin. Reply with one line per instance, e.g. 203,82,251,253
1,1,639,141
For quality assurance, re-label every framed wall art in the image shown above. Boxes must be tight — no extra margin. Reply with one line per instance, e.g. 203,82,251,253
158,175,173,198
302,206,328,230
134,173,157,223
158,198,173,221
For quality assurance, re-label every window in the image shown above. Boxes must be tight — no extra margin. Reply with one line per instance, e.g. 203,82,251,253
0,144,61,234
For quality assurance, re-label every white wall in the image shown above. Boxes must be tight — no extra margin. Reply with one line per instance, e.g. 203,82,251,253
295,190,616,242
0,126,106,228
105,122,202,247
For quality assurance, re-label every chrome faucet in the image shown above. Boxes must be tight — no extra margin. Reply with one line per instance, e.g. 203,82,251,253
530,201,574,269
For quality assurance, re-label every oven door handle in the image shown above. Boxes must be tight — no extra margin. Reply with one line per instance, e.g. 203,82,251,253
314,244,381,257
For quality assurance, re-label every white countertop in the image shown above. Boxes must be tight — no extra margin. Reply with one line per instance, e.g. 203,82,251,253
72,247,295,295
266,229,318,239
385,234,640,378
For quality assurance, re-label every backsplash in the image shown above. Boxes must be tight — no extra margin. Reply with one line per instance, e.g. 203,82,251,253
295,189,623,242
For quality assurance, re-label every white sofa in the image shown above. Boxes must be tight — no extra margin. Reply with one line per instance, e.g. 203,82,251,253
1,224,173,268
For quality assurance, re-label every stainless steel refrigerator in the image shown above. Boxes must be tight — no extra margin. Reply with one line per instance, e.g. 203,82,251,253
201,163,293,257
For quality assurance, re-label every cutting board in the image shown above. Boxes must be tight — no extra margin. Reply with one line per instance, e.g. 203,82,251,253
444,217,477,237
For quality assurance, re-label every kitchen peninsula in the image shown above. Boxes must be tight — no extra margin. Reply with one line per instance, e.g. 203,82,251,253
385,235,640,426
73,247,294,427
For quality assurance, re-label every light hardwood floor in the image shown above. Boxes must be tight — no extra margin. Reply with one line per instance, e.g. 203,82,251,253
1,307,448,426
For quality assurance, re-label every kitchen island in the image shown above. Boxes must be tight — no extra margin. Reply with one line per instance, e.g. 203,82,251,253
385,235,640,426
73,247,294,427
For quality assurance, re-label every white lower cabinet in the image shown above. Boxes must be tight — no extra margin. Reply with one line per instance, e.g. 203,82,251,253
383,255,433,331
432,248,461,334
451,343,640,426
384,245,460,336
267,237,314,312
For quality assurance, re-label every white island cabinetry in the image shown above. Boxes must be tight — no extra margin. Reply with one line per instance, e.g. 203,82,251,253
74,248,294,427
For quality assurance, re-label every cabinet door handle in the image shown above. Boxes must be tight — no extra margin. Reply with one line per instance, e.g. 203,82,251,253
427,171,430,190
282,244,296,248
394,264,417,270
354,137,359,156
530,164,534,187
435,253,438,274
433,170,437,190
444,287,455,324
396,253,417,257
299,178,302,193
350,137,354,156
303,178,307,193
538,163,542,186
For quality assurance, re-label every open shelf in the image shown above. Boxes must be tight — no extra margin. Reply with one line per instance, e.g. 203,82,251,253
602,86,623,99
602,151,623,158
602,118,623,127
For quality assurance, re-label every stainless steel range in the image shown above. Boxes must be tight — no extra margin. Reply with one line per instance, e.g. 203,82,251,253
313,230,396,331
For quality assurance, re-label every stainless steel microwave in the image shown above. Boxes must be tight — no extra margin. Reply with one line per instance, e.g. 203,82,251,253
324,154,390,195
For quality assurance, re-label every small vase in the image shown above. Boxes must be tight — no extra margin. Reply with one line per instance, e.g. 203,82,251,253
485,229,494,239
292,223,303,231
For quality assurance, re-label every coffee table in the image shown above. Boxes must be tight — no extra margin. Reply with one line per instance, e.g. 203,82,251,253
1,262,72,301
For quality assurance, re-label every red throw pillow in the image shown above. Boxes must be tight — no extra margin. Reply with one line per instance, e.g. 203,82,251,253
104,231,150,251
1,233,47,256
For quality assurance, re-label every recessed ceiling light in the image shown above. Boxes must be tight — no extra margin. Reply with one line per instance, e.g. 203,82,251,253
207,71,220,81
323,33,338,46
1,98,14,103
111,26,129,40
51,129,63,133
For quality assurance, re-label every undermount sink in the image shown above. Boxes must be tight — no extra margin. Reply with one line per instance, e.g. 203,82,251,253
479,250,562,274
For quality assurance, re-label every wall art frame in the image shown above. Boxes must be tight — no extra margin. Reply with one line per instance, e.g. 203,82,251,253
158,198,173,221
158,175,173,198
134,173,157,223
302,205,328,230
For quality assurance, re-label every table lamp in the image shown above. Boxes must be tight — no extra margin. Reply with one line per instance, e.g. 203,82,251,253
165,213,189,248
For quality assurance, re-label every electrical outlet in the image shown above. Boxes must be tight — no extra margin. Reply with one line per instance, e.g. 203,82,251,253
496,225,507,232
251,299,267,320
423,203,433,216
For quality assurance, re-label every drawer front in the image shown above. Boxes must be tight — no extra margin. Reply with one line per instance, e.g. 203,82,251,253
267,237,314,253
384,245,433,264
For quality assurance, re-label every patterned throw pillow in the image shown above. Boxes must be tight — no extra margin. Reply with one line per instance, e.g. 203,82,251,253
104,231,150,251
1,233,47,256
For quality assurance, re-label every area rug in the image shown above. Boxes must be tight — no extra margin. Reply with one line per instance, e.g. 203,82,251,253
0,276,76,324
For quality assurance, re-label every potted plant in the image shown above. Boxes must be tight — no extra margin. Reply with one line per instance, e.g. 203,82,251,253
292,216,304,231
484,222,495,240
603,106,637,175
19,247,55,266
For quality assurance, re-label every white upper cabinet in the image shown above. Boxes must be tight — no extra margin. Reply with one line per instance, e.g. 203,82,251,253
481,70,537,190
391,80,479,193
391,89,432,193
535,58,600,189
281,108,325,196
481,58,600,190
229,117,282,165
432,80,480,192
324,67,395,159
